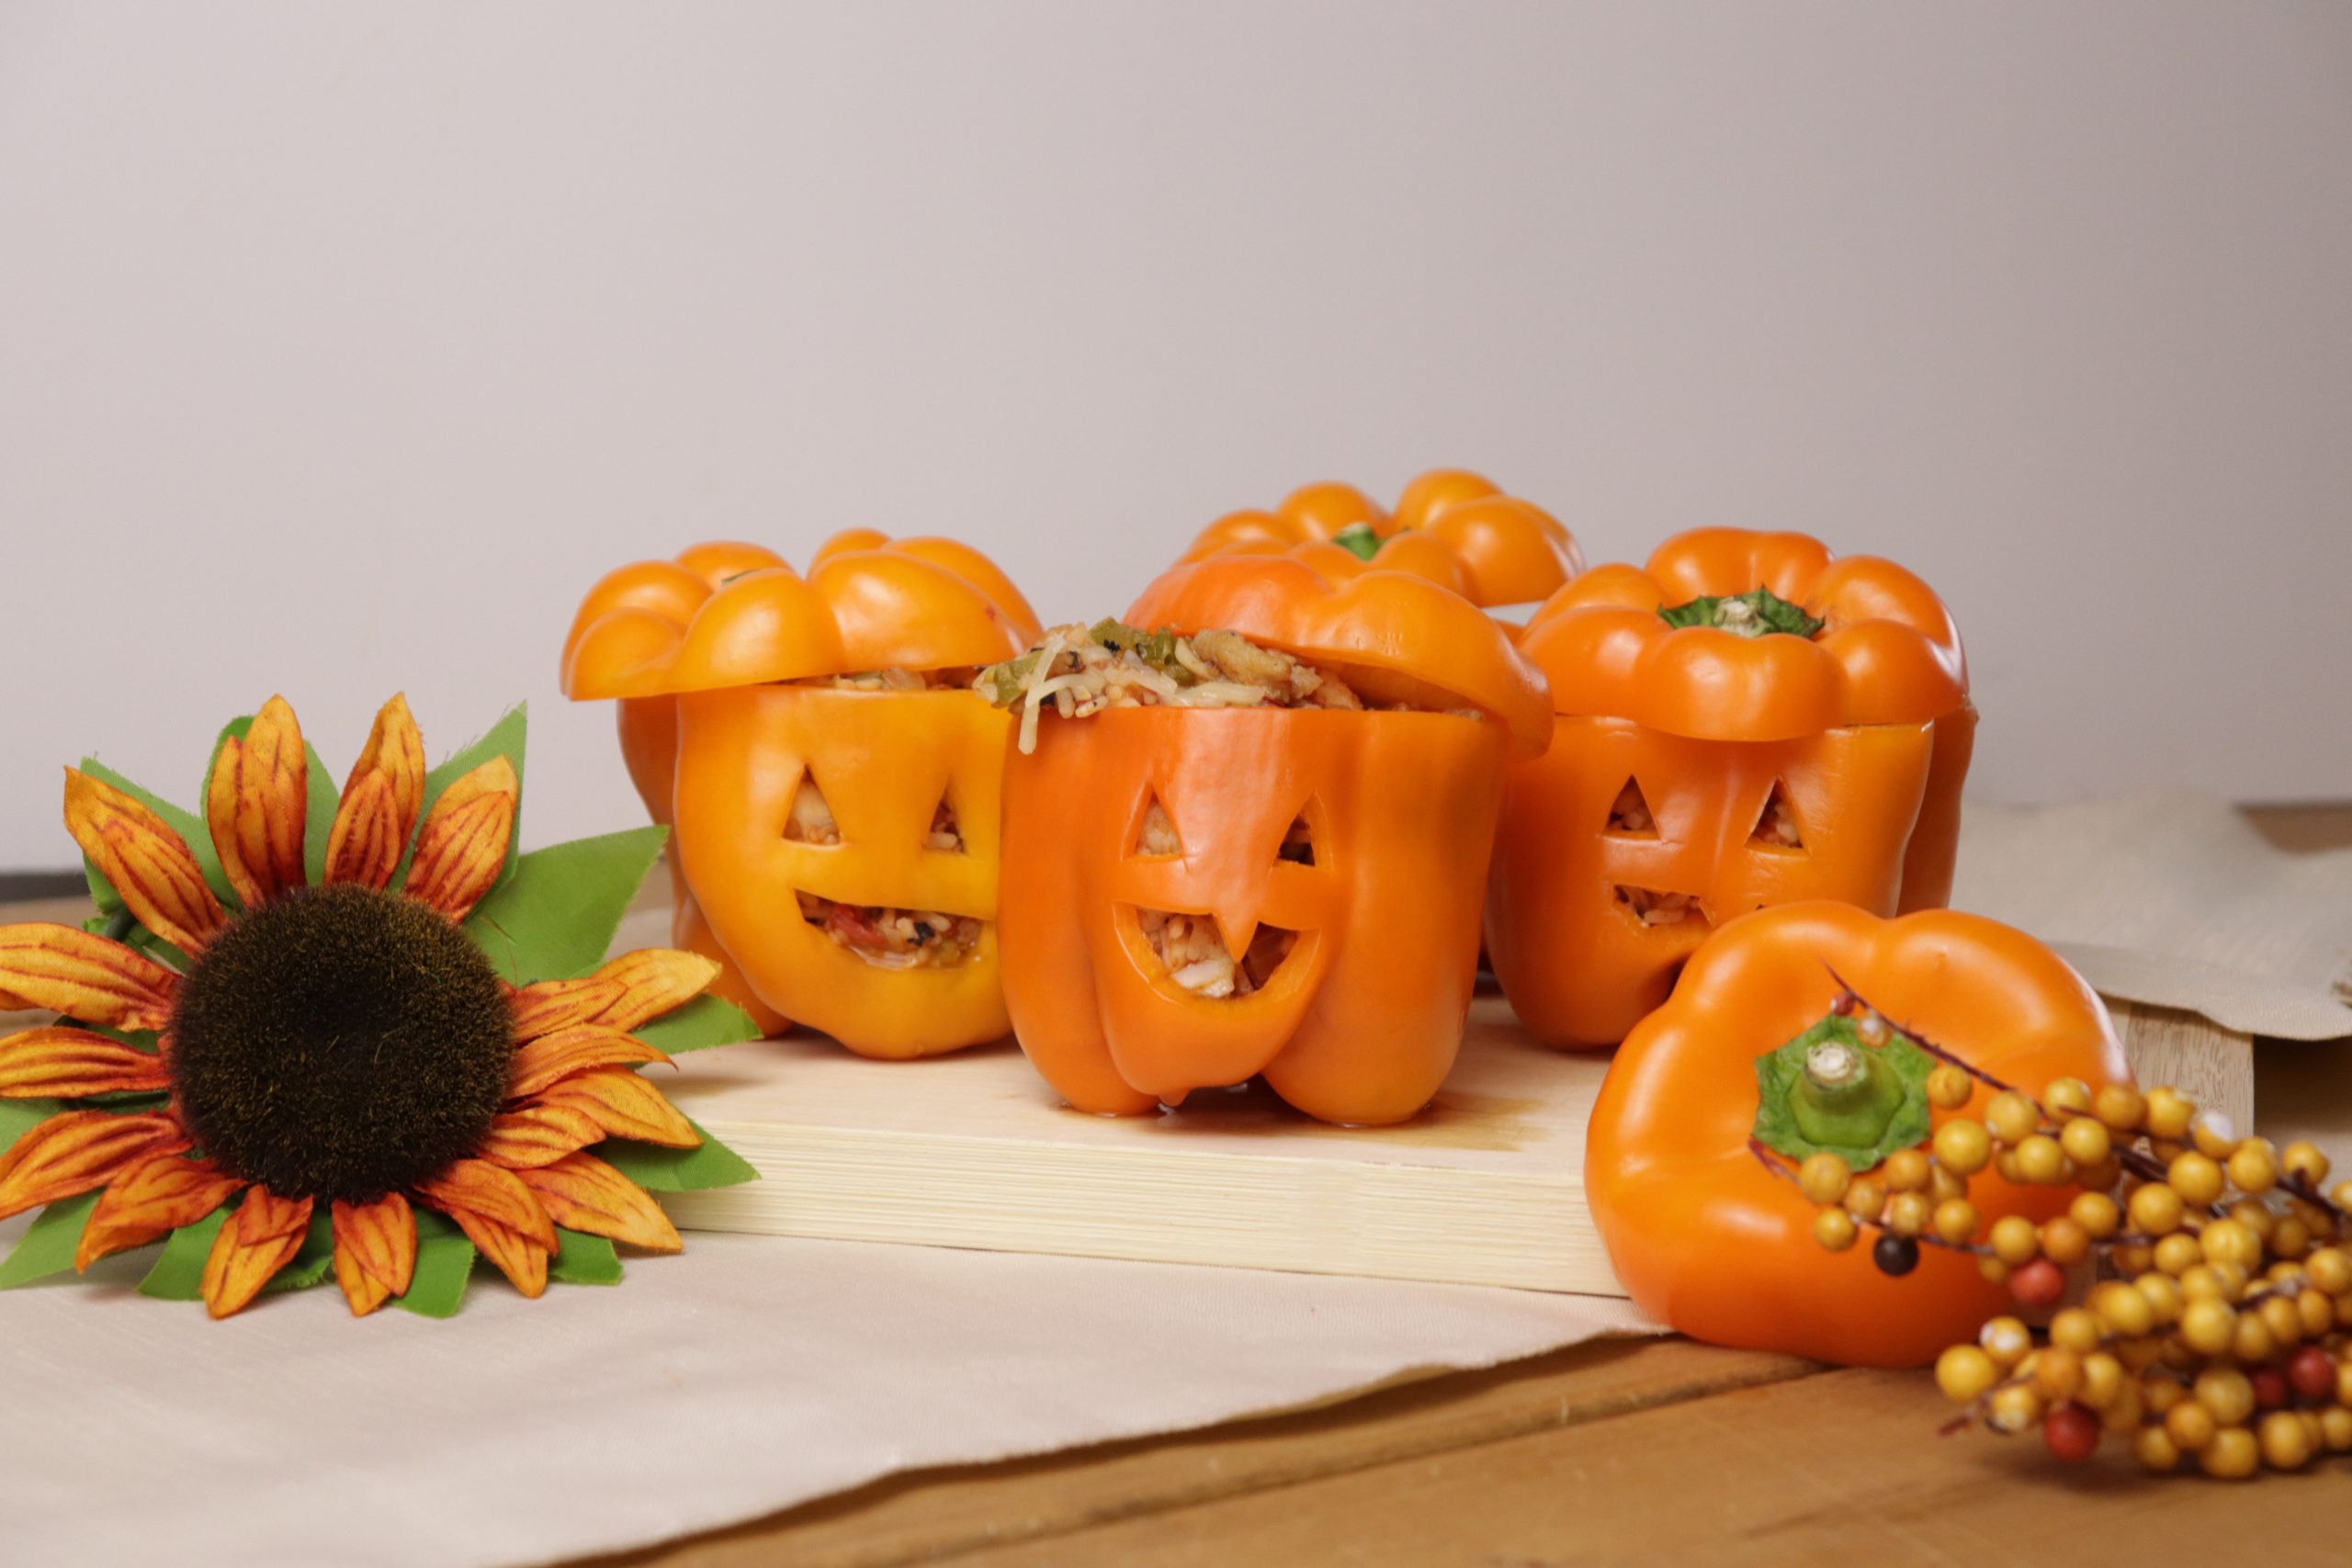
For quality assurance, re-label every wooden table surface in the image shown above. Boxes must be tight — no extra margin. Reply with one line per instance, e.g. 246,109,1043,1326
10,805,2348,1564
597,803,2352,1566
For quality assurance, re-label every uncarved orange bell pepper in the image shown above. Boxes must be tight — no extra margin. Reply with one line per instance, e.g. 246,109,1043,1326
563,535,1039,1057
1487,528,1975,1048
1587,902,2129,1367
1181,468,1584,609
1000,558,1552,1124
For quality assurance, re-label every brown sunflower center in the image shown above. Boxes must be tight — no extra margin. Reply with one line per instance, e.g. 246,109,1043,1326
169,884,514,1202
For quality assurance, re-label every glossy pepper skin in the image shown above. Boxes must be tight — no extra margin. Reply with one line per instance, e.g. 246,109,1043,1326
1587,903,2129,1368
563,535,1039,1057
1181,468,1584,610
1487,528,1975,1048
1000,558,1552,1124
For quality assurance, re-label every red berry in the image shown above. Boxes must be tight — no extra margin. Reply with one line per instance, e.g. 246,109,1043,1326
2290,1347,2335,1401
2009,1258,2065,1309
2252,1367,2290,1411
2044,1403,2099,1463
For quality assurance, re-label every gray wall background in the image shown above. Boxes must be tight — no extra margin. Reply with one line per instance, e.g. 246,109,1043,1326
3,2,2346,867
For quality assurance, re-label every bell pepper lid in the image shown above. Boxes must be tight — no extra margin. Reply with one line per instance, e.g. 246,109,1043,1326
563,535,1041,699
1123,554,1555,760
1520,527,1968,742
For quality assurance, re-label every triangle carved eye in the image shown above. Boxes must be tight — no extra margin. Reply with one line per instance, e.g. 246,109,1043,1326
784,773,841,845
1604,778,1658,837
1750,783,1805,852
928,795,965,853
1278,811,1315,867
1132,794,1183,858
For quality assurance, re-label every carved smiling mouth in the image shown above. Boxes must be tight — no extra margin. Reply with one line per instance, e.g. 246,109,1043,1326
1135,910,1301,998
796,895,986,970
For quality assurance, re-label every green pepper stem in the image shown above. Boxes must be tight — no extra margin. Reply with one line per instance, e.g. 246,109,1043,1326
1788,1037,1904,1150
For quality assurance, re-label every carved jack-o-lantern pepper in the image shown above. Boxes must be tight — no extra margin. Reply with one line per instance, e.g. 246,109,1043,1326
1487,528,1974,1049
562,535,1040,1057
1180,468,1583,609
985,557,1552,1125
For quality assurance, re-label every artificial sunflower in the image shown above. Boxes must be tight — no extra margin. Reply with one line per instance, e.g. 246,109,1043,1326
0,694,757,1318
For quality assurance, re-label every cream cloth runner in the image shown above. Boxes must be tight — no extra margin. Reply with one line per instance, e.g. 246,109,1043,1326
0,1224,1654,1566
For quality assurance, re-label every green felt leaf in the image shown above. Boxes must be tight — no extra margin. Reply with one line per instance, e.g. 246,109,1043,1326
549,1227,624,1286
395,704,528,895
1658,585,1825,640
300,740,342,885
634,994,762,1055
76,1089,170,1114
396,1210,476,1318
139,1207,229,1301
0,1096,67,1157
462,826,667,986
263,1209,337,1294
1751,1013,1935,1172
598,1119,758,1192
0,1190,103,1289
206,715,344,889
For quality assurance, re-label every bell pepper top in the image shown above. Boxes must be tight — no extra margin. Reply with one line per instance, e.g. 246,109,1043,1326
1180,468,1584,609
1124,555,1555,759
1750,1011,1935,1170
1521,527,1968,740
562,534,1042,700
1657,585,1826,640
1585,902,2129,1367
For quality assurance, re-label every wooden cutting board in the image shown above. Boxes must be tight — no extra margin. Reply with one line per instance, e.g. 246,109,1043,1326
659,992,1622,1295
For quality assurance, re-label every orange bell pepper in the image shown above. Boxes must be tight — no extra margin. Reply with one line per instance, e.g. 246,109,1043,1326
1181,468,1584,609
999,558,1552,1124
563,535,1039,1057
1587,902,2129,1367
1487,528,1975,1048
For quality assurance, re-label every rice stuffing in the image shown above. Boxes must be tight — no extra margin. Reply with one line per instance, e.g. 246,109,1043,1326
1136,910,1298,998
792,667,978,692
977,620,1365,756
1614,886,1699,927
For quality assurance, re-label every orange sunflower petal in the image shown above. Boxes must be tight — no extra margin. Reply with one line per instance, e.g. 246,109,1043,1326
323,694,426,890
413,1158,555,1298
508,1025,672,1100
205,695,310,909
331,1191,416,1316
334,1252,391,1316
75,1153,244,1270
402,757,516,920
506,977,627,1043
577,949,722,1034
477,1103,605,1170
0,1110,187,1220
200,1185,313,1319
532,1066,700,1148
0,1026,171,1099
63,769,227,955
515,1151,681,1253
0,924,178,1031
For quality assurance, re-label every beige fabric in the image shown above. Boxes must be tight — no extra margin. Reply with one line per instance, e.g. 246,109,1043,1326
1953,793,2352,1039
0,1222,1657,1567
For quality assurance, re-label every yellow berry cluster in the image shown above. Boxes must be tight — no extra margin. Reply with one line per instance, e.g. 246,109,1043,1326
1770,991,2352,1475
